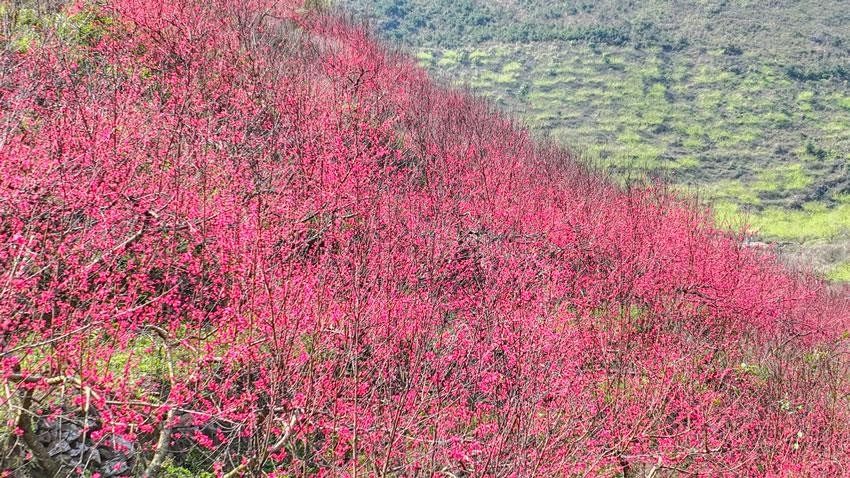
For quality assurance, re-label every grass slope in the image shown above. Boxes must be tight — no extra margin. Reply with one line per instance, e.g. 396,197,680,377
342,0,850,279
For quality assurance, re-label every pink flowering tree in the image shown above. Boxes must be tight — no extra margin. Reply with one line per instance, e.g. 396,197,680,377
0,0,848,476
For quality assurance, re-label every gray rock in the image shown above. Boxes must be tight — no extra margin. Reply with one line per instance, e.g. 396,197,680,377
99,446,116,461
68,444,85,457
63,426,82,443
47,440,71,457
86,448,102,466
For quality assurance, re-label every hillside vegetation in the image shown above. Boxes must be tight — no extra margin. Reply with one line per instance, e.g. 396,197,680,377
1,0,849,477
342,0,850,279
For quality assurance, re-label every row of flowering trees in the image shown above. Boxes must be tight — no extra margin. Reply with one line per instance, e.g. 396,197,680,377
1,0,848,476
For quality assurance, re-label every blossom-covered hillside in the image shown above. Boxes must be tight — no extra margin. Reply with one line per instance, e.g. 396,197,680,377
1,1,848,476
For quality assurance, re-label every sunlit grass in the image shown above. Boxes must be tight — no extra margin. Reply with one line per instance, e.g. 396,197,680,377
753,163,812,192
826,263,850,282
709,180,761,205
749,203,850,241
436,49,460,66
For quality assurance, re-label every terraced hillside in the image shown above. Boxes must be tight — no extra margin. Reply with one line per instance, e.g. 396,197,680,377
342,0,850,280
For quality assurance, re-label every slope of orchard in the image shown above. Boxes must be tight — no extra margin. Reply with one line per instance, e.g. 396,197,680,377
1,1,849,476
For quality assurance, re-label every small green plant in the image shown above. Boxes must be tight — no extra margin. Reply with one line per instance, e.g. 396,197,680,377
163,464,216,478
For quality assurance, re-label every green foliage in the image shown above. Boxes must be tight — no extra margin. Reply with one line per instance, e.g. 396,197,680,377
786,64,850,82
826,263,850,282
64,9,114,46
1,2,114,52
163,463,216,478
347,0,497,46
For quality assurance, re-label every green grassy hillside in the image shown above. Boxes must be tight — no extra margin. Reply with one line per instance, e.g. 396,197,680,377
342,0,850,279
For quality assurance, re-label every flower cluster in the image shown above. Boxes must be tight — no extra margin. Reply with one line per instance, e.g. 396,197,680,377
1,0,848,476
